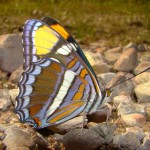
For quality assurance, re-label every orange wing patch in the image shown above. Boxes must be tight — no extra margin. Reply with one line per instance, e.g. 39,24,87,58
51,24,69,40
29,104,44,116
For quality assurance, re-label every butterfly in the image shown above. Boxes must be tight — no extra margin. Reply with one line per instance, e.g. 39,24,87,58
14,17,111,129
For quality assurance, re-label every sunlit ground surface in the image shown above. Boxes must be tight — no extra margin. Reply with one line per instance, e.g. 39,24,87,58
0,0,150,46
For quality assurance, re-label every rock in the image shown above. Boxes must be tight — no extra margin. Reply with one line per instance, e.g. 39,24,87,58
104,46,122,63
104,51,121,63
0,125,48,150
141,135,150,150
106,72,134,98
113,47,138,71
84,51,110,74
93,46,107,54
145,107,150,121
121,113,146,127
134,81,150,103
0,141,5,149
9,66,23,83
0,34,23,73
138,43,146,51
113,132,140,150
134,61,150,74
143,123,150,132
87,107,110,123
63,128,102,150
97,72,116,85
133,72,150,85
9,89,19,105
113,94,132,108
87,122,98,128
126,126,145,141
63,123,116,150
90,123,116,145
0,89,11,110
139,52,150,62
48,116,84,133
0,70,8,81
117,102,145,116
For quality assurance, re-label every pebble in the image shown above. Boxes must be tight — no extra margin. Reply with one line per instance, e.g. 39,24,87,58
106,72,134,98
84,51,110,74
9,66,23,83
113,132,140,150
126,126,145,141
0,89,11,110
117,102,145,116
121,113,146,127
134,61,150,74
133,72,150,85
97,72,116,85
0,125,48,150
104,46,122,63
113,47,138,71
0,34,23,72
113,94,132,108
134,81,150,103
9,89,19,105
63,128,102,150
145,107,150,121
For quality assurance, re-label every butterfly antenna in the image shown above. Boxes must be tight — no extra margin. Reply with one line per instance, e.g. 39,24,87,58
108,66,150,90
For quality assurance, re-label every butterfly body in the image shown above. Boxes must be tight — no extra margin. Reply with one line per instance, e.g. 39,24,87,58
14,17,107,129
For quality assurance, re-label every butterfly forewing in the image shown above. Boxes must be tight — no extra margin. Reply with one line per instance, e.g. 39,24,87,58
15,17,104,128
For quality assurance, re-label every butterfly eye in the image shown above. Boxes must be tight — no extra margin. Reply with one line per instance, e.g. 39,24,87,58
105,89,112,97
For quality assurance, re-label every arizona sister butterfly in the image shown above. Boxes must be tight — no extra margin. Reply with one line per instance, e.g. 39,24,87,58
14,17,111,129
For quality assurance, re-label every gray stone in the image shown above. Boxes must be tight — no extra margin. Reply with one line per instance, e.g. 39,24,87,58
141,135,150,150
114,47,138,72
0,125,48,150
117,102,145,116
126,126,145,141
97,72,116,85
90,123,116,145
113,94,132,108
113,132,140,150
63,128,102,150
0,34,23,73
106,72,134,98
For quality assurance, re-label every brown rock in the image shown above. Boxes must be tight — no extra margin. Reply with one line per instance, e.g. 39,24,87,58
104,46,122,63
121,113,146,127
134,81,150,103
0,34,23,72
134,61,150,74
84,51,110,74
114,47,138,71
9,66,23,83
133,72,150,85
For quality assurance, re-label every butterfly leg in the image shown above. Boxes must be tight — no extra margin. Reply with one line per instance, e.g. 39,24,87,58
79,112,88,135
